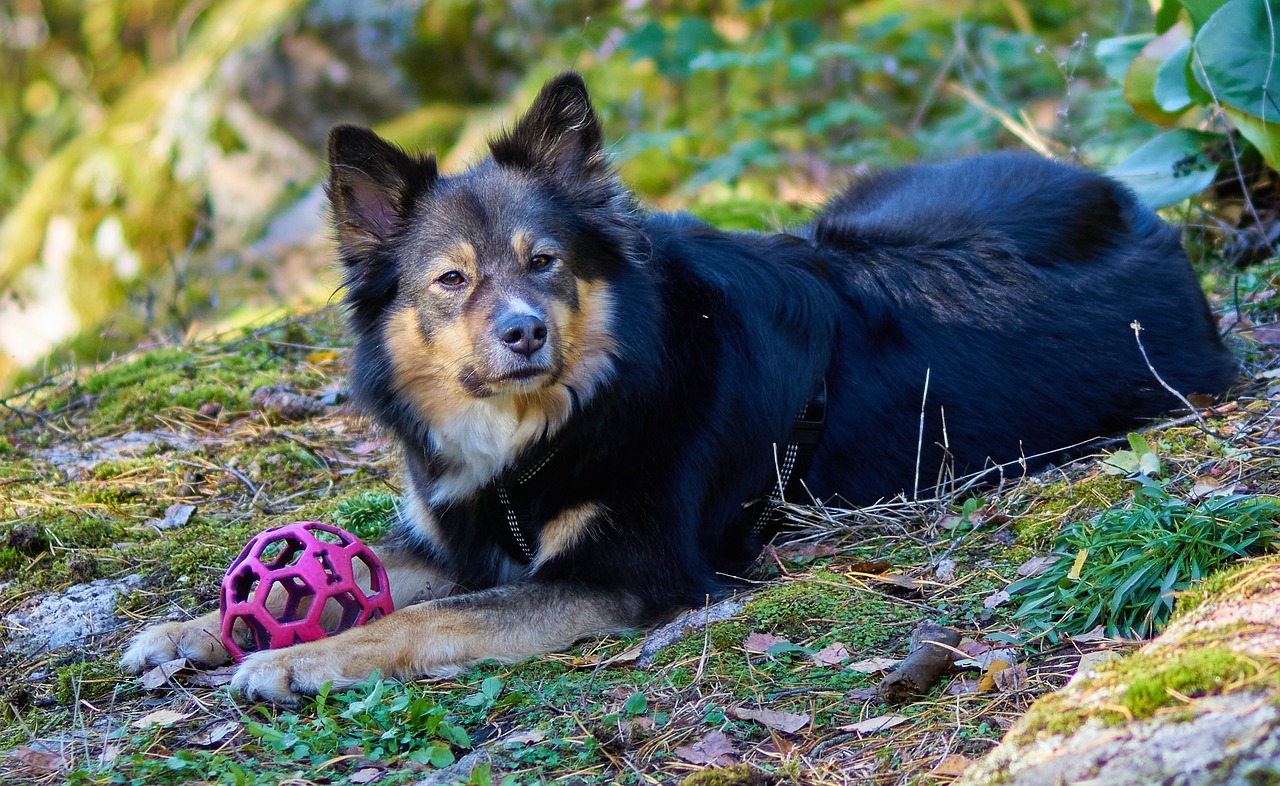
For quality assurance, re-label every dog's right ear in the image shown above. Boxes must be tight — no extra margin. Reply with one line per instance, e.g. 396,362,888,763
325,125,437,259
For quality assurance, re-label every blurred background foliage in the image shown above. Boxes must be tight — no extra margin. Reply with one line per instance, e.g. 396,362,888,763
0,0,1274,394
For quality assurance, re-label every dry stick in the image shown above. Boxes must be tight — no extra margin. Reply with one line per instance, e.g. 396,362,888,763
1130,320,1222,439
913,367,932,501
878,620,962,704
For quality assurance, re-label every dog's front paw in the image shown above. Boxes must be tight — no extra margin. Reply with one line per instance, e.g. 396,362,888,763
230,640,367,706
120,611,229,673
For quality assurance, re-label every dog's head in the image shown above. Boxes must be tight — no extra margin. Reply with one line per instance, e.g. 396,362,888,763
327,72,638,429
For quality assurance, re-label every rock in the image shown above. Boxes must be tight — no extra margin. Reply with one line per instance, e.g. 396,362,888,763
3,575,144,652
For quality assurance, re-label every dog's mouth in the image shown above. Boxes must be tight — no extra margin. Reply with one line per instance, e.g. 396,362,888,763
459,363,559,397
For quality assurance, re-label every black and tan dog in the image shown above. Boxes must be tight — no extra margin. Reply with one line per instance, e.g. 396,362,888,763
122,72,1236,704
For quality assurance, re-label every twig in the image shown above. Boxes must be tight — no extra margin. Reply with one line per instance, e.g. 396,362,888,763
914,367,931,501
1130,320,1221,439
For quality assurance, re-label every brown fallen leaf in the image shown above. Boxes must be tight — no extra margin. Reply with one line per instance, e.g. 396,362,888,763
187,666,236,688
957,638,991,659
933,753,973,776
133,709,193,729
1016,555,1058,577
976,658,1013,692
810,642,850,667
993,661,1029,692
350,767,382,784
674,730,739,766
744,631,789,654
846,559,891,574
504,729,548,746
1069,650,1119,685
1247,324,1280,345
982,589,1011,610
140,658,190,691
933,558,957,582
847,686,880,702
189,720,239,748
8,746,70,773
847,656,901,674
838,714,909,734
871,573,923,593
775,542,841,561
945,677,980,695
728,706,809,734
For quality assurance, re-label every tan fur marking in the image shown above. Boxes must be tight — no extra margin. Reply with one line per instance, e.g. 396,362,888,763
535,503,601,568
511,229,534,258
229,584,643,703
384,307,473,423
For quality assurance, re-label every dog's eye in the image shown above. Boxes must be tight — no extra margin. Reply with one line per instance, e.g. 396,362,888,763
530,254,556,271
437,271,466,287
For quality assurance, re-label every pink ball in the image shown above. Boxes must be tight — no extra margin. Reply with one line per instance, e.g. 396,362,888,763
219,521,393,661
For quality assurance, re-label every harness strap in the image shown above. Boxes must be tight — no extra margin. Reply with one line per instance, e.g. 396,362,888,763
493,446,559,564
752,380,827,536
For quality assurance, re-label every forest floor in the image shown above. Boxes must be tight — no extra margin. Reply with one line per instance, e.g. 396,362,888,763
1,235,1279,785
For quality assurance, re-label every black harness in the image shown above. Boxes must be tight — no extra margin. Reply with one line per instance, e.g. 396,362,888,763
487,383,827,565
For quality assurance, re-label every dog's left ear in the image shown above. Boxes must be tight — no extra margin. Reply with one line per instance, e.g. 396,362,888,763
489,72,611,192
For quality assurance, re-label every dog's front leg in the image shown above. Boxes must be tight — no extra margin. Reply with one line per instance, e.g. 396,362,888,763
231,582,643,706
120,545,454,674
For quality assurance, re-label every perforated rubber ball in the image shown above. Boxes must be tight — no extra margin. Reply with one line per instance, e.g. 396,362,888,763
219,521,393,661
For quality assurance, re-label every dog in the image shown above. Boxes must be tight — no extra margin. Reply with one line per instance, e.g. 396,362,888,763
122,71,1236,705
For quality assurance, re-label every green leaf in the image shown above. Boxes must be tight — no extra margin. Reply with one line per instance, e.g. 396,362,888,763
1110,129,1221,208
1180,0,1231,28
1124,24,1194,125
1102,450,1141,475
1155,40,1195,111
1096,34,1156,84
1126,433,1154,456
480,676,503,700
1224,104,1280,169
1156,0,1187,31
623,692,649,716
1139,451,1163,477
1191,0,1280,111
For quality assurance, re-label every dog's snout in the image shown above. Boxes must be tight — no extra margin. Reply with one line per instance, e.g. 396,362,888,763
498,314,548,358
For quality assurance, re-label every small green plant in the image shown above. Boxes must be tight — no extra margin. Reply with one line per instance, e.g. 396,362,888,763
247,676,471,768
1099,0,1279,208
332,491,398,541
1009,482,1280,640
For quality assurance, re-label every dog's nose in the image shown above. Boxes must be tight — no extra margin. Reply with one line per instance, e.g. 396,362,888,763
498,314,547,358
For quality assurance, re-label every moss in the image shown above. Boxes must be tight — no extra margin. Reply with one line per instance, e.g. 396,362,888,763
1118,647,1257,719
53,659,120,705
680,764,774,786
1175,555,1280,618
329,491,399,541
1013,473,1135,546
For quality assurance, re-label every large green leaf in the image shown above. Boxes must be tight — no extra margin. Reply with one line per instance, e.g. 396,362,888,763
1155,40,1194,111
1192,0,1280,113
1110,129,1221,208
1126,24,1194,124
1179,0,1230,28
1224,104,1280,168
1096,34,1155,84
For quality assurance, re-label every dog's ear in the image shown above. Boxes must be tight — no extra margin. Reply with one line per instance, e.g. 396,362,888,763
326,125,437,259
489,72,611,191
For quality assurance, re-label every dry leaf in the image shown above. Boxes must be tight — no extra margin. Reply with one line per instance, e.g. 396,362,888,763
140,658,190,690
846,559,891,574
810,642,850,667
975,659,1013,692
187,666,236,688
933,754,973,776
847,685,880,702
504,729,548,746
982,589,1011,610
728,706,809,734
873,573,922,592
933,559,957,582
350,767,382,784
1248,324,1280,345
847,656,901,674
1068,626,1109,643
776,542,841,561
945,677,980,695
993,662,1029,691
838,714,909,734
674,730,739,766
957,638,991,658
9,746,70,773
1016,555,1058,577
744,631,788,654
189,720,239,748
133,709,193,729
1069,650,1119,685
